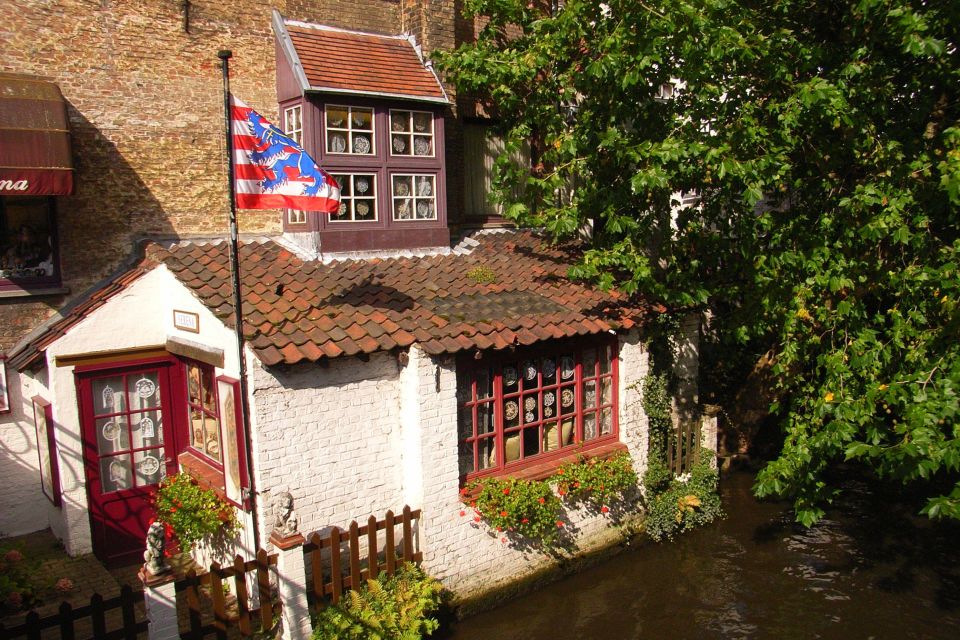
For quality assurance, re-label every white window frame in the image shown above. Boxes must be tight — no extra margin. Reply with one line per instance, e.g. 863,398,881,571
391,174,437,221
388,109,435,157
331,173,378,222
325,105,375,156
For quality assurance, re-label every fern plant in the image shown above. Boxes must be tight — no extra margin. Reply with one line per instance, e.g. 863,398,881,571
312,564,442,640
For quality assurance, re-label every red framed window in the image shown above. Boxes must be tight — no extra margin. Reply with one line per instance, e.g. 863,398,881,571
184,360,222,467
457,338,619,480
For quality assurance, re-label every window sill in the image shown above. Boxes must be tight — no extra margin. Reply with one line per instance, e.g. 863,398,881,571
178,450,227,500
460,440,628,500
0,285,69,298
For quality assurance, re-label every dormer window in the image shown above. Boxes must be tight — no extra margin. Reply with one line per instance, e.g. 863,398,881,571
326,106,375,155
275,13,450,252
389,110,435,157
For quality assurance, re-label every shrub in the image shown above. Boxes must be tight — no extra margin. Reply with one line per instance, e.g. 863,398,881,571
464,476,564,547
644,460,724,542
312,564,442,640
642,455,672,497
556,452,638,511
153,473,240,551
0,544,38,612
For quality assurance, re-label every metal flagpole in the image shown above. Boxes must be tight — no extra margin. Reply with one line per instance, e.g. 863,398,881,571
218,49,260,552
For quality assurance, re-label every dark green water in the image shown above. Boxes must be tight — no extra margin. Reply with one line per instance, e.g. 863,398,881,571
448,470,960,639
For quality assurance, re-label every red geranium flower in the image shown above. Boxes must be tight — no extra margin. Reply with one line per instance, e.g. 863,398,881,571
601,506,609,513
500,510,508,517
459,510,466,517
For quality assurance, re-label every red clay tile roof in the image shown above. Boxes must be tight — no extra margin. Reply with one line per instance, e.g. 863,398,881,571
8,258,157,371
8,231,655,370
285,24,446,102
147,230,652,366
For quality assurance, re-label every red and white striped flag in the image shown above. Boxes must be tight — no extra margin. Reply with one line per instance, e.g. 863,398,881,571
231,97,340,212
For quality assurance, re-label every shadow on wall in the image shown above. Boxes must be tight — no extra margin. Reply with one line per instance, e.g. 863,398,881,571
59,103,177,294
0,368,48,537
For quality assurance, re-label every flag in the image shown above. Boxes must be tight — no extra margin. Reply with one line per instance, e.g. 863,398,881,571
231,96,340,212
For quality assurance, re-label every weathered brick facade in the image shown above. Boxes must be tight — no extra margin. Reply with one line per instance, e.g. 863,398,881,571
0,0,468,352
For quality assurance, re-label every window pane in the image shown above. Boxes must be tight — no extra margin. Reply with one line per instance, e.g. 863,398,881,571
351,108,373,130
559,355,575,381
601,377,612,405
415,176,434,197
522,428,540,458
600,344,613,373
521,360,538,386
202,414,221,462
542,390,556,419
97,415,129,453
412,112,432,133
392,134,410,155
334,175,351,196
101,455,133,493
584,379,597,409
559,385,576,415
413,135,433,156
327,106,349,128
522,394,538,423
542,357,557,381
502,365,519,393
477,402,494,435
583,348,598,378
0,197,56,280
355,199,375,221
600,407,613,436
393,176,413,197
190,407,205,450
129,372,161,410
476,368,493,399
584,412,597,440
504,432,521,463
394,198,413,219
503,399,519,427
134,449,166,487
479,436,496,470
131,410,163,449
93,376,124,415
391,111,410,132
351,132,372,154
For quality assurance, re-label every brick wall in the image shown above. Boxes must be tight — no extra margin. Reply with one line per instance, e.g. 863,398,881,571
249,351,406,546
0,0,459,352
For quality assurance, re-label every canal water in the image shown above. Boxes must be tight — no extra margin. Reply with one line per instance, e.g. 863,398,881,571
447,470,960,639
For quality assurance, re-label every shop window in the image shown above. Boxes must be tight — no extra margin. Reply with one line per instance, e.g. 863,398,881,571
457,338,618,480
0,196,59,288
392,174,436,220
331,174,377,221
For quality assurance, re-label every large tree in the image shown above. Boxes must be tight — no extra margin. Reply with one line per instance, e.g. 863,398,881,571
437,0,960,524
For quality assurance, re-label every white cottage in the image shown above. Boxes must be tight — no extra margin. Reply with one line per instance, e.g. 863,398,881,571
2,228,700,599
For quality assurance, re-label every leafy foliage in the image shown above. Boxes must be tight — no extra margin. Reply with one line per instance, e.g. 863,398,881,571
312,564,442,640
465,476,565,546
153,473,240,551
556,452,638,510
438,0,960,524
0,545,38,612
644,461,724,542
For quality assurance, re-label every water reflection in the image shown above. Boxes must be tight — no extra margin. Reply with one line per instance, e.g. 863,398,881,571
447,471,960,639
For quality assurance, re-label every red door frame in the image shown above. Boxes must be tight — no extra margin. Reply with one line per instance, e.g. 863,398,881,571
76,355,185,567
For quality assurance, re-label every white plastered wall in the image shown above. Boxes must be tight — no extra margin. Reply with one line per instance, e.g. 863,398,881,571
249,352,405,548
35,264,254,556
0,366,50,536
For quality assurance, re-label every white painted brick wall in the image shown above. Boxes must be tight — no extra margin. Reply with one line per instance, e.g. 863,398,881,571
249,329,656,601
249,353,406,546
0,368,48,536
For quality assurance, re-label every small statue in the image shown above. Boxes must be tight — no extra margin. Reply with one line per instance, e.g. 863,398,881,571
143,521,170,575
273,491,299,536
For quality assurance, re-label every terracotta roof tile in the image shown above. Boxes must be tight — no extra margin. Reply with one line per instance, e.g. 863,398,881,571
11,231,656,369
285,24,446,102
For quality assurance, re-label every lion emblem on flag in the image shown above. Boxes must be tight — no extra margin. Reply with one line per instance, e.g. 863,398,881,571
243,110,330,196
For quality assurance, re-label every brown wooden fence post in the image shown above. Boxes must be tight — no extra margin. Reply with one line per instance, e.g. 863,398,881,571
139,565,179,640
271,529,311,640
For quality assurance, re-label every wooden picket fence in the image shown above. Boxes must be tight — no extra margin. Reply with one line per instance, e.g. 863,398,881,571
667,419,702,475
174,549,278,640
303,505,421,609
0,585,146,640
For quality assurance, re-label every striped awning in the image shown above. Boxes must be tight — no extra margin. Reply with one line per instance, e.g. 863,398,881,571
0,73,74,196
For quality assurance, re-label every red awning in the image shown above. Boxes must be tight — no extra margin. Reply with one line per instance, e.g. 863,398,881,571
0,73,74,196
